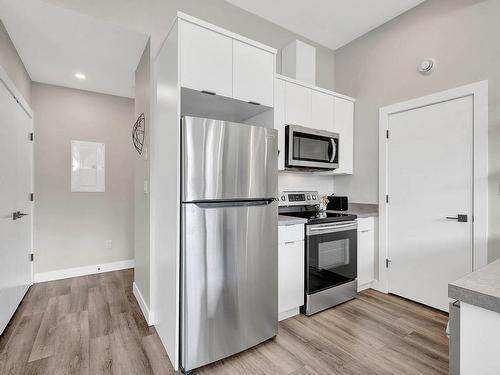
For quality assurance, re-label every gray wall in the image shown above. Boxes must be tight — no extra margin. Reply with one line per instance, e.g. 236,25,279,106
333,0,500,261
134,41,151,306
32,83,135,273
0,20,31,104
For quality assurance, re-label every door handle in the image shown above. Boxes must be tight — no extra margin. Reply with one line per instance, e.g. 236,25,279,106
445,214,468,222
12,211,28,220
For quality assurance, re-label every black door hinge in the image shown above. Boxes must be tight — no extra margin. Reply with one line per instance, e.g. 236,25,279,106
30,253,34,262
386,194,389,203
30,193,34,201
386,258,391,268
29,132,34,141
386,130,389,139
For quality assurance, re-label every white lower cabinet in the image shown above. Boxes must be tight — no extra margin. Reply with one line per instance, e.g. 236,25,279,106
278,224,305,320
357,217,375,290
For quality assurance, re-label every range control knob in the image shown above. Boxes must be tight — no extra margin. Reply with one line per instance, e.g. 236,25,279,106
306,195,311,200
312,195,317,200
281,195,286,201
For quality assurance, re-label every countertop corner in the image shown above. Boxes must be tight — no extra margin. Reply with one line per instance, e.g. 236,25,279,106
449,259,500,313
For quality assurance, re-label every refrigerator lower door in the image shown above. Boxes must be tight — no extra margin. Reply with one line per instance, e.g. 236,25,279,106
181,200,278,372
182,116,278,202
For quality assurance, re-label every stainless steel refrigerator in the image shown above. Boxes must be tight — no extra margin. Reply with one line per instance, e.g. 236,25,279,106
180,116,278,373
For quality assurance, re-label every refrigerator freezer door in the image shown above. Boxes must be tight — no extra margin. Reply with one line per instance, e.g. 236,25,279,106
181,201,278,372
182,116,278,202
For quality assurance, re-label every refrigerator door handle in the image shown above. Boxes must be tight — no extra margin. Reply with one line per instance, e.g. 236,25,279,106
193,199,276,208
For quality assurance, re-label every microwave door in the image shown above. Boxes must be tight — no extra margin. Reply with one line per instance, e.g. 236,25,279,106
285,125,338,170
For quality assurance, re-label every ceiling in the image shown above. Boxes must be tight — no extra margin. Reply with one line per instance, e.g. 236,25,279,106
224,0,425,50
0,0,148,98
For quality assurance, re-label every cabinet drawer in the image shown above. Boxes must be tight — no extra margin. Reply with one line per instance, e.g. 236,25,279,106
278,223,305,243
357,217,375,232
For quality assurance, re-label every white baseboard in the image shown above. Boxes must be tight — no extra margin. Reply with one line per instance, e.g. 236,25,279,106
133,282,154,326
34,259,135,283
279,307,300,321
358,281,374,292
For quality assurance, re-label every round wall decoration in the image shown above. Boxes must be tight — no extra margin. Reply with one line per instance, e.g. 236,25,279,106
132,113,145,155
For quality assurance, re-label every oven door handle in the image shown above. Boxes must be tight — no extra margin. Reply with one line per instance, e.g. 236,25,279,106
307,221,357,235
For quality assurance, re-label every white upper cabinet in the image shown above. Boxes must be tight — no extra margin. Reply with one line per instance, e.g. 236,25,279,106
333,97,354,175
311,90,334,131
285,82,311,127
233,40,274,107
275,75,355,174
179,21,233,98
179,15,276,108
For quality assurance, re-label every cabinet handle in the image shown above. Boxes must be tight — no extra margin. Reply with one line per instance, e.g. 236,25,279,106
248,101,261,106
283,241,296,245
359,230,370,233
201,90,216,96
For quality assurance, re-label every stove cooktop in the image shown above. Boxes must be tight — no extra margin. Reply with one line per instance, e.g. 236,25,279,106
283,211,357,224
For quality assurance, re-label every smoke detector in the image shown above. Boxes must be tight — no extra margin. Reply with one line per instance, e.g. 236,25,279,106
419,58,436,75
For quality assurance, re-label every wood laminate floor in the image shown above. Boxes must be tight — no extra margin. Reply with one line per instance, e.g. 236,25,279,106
0,269,449,375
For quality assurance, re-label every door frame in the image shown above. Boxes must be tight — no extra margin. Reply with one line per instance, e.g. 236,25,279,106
377,81,488,293
0,65,34,284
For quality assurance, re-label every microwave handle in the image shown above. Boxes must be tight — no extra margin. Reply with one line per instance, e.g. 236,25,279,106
329,139,336,163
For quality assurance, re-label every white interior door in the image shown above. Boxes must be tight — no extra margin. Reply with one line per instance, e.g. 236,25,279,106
387,96,473,312
0,83,33,334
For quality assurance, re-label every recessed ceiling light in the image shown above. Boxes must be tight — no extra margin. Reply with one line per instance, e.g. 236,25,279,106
74,73,86,80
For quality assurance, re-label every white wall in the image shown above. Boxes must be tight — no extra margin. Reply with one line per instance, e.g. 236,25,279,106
134,41,151,307
279,172,334,197
32,83,135,274
333,0,500,261
0,20,31,104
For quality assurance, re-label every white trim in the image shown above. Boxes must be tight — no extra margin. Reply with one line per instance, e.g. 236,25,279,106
0,65,33,118
378,80,489,293
34,259,135,283
358,282,374,292
276,74,356,102
133,282,155,326
177,12,277,54
278,307,299,321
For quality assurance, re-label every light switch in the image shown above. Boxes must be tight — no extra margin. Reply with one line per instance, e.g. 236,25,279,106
143,180,148,194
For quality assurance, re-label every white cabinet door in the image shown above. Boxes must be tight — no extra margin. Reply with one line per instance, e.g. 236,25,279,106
275,79,286,170
357,217,375,288
311,90,334,131
333,97,354,175
285,82,311,127
233,40,274,107
179,21,232,98
278,240,304,315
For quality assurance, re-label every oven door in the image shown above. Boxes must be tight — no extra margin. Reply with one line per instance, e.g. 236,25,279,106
305,221,357,295
285,125,339,170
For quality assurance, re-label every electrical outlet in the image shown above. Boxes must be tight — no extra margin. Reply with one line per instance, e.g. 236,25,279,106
143,180,148,194
105,240,112,249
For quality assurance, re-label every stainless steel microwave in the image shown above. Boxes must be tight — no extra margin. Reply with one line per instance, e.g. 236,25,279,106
285,125,339,171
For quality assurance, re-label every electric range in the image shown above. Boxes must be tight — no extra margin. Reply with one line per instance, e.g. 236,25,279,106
279,191,358,315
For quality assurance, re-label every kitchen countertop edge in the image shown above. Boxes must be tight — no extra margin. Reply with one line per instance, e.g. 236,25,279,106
278,215,308,226
448,259,500,314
